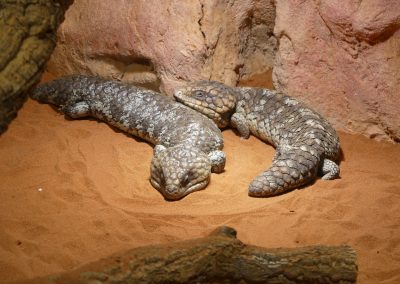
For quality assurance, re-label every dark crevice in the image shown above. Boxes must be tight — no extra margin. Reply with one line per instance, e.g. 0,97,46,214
198,1,206,42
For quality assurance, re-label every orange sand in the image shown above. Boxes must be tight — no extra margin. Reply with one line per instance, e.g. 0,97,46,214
1,98,400,283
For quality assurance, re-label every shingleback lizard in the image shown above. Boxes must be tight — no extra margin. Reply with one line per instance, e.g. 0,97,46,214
174,81,340,197
31,75,226,201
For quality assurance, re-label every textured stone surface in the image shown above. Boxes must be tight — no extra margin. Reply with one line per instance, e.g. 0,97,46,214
0,0,69,134
46,0,276,94
273,0,400,142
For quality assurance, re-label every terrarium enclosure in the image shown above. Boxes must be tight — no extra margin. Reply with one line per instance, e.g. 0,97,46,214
1,0,400,283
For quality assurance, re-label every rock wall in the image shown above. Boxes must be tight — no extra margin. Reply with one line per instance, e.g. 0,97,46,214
46,0,400,142
46,0,276,93
273,0,400,142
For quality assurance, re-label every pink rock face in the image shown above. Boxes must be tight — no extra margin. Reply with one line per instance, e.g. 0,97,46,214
48,0,206,92
47,0,276,94
273,0,400,142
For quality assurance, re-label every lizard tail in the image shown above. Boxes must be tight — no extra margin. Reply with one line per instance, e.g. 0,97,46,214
31,80,63,105
248,145,321,197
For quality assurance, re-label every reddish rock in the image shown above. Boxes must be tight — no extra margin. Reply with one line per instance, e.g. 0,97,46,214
47,0,276,94
273,0,400,142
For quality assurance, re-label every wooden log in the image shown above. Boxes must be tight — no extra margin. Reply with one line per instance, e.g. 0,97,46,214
16,226,357,284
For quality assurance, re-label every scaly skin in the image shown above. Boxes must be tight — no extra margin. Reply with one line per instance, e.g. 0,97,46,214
31,75,226,201
174,81,340,197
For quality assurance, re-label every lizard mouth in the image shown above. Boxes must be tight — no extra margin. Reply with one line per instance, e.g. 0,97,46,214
150,177,209,201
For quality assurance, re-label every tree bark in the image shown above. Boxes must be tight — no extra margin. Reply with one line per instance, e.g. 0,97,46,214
16,226,357,284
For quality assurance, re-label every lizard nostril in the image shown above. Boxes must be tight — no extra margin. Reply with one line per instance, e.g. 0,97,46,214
158,173,166,186
180,174,190,187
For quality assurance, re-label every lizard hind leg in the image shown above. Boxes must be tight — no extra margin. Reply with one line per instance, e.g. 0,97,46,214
61,101,90,119
320,158,340,180
231,113,250,139
208,150,226,173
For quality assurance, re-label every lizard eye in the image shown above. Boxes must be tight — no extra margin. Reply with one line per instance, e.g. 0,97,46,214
194,91,204,99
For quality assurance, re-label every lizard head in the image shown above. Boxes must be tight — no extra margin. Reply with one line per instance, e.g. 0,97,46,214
150,145,211,201
174,81,237,128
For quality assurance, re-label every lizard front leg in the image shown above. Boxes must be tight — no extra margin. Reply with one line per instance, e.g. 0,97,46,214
231,112,250,139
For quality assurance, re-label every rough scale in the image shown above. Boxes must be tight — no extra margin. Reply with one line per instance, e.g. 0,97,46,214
174,81,340,197
31,75,226,200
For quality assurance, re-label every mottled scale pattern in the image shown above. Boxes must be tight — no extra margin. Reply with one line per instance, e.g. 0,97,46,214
31,75,226,200
174,81,340,197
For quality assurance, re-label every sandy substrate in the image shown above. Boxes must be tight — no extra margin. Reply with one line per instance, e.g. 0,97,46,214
1,96,400,283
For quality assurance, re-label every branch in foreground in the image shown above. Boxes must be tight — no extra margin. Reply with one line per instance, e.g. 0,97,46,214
17,226,357,284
